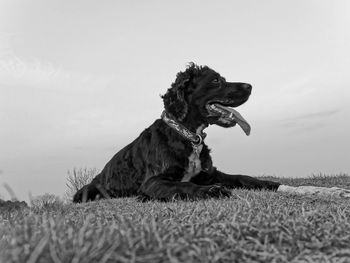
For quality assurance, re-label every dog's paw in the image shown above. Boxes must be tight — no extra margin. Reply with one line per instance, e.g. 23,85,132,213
209,185,232,198
197,185,232,198
265,181,281,190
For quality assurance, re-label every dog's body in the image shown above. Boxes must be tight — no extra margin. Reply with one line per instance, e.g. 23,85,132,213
73,64,280,202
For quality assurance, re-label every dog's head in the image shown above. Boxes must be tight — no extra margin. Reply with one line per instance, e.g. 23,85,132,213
162,63,252,134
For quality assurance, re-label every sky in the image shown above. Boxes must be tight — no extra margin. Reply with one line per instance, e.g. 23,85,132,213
1,0,350,201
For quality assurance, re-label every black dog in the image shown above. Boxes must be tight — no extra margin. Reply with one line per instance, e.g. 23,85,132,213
73,63,280,202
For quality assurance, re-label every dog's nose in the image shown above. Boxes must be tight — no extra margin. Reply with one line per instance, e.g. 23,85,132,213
241,83,252,93
242,83,252,92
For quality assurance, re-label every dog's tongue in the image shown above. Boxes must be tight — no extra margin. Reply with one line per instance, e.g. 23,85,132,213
214,104,251,136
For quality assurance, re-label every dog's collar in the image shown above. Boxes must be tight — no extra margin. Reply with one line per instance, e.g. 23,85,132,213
161,111,206,146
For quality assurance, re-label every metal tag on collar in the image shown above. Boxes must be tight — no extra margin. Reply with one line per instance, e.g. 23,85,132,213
191,136,203,158
191,134,203,147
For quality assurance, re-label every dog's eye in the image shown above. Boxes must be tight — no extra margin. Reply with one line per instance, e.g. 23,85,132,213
212,78,220,83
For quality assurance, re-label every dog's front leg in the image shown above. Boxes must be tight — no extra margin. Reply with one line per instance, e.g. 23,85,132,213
139,176,231,201
211,168,280,191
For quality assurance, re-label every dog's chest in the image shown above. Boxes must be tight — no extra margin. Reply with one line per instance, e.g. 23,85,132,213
181,144,203,182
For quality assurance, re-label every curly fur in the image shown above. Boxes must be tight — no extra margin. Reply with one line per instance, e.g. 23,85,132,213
73,63,280,202
162,63,205,121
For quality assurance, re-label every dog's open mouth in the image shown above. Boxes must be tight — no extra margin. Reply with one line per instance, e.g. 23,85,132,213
206,102,251,135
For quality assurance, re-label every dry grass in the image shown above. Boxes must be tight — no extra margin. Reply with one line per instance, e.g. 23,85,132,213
1,174,350,263
65,168,97,201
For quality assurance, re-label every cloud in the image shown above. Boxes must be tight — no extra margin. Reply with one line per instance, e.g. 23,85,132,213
0,56,113,92
285,109,340,121
280,109,340,133
0,32,113,92
281,121,327,132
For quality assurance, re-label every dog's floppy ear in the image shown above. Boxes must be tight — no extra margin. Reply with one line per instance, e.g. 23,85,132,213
162,77,189,121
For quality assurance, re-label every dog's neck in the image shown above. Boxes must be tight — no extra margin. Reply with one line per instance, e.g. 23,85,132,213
161,111,207,145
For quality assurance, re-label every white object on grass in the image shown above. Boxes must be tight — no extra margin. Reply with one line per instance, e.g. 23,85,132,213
277,185,350,198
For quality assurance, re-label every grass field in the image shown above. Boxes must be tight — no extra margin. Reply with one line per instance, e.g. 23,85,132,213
1,174,350,263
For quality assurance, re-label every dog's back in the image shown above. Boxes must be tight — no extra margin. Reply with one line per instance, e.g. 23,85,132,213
73,119,188,202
